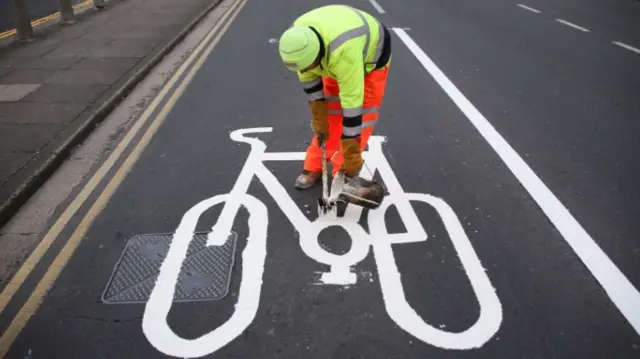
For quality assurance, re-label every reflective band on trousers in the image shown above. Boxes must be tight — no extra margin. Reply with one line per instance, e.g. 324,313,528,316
343,107,362,117
308,90,324,100
343,125,362,137
363,119,377,128
329,107,378,115
341,119,377,137
338,119,377,138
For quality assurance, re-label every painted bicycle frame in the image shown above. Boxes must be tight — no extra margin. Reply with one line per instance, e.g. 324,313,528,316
142,127,503,358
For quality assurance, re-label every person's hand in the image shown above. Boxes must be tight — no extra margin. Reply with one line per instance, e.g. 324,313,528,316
340,136,363,177
308,100,328,143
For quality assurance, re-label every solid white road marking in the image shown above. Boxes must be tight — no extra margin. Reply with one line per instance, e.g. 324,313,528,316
613,41,640,55
144,127,502,357
516,4,541,13
391,27,640,336
144,193,269,359
369,0,386,14
556,19,590,32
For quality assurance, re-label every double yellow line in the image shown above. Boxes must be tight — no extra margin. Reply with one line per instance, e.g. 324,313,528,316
0,0,247,356
0,0,93,40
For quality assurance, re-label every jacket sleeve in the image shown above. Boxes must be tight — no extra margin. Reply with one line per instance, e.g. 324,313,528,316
330,49,364,139
297,71,325,101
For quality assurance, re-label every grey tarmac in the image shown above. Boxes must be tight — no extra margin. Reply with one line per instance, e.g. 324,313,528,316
0,0,639,358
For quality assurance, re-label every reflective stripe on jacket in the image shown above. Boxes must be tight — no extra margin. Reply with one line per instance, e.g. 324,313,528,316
292,5,390,138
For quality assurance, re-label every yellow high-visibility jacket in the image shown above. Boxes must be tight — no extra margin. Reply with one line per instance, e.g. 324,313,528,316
292,5,391,137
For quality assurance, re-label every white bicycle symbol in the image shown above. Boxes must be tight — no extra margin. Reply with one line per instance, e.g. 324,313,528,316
142,127,503,358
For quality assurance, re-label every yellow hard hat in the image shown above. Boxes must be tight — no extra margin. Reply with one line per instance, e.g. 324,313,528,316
278,26,320,71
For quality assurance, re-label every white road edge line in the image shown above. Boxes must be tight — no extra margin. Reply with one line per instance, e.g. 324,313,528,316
556,19,590,32
517,4,541,13
613,41,640,55
368,0,386,14
391,27,640,336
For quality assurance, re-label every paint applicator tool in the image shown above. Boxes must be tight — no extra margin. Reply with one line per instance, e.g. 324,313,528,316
317,137,336,215
316,138,387,218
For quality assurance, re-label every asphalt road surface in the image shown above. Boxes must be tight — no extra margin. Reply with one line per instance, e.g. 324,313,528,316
2,0,640,357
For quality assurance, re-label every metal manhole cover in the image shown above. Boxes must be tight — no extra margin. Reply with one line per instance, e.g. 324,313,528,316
101,231,237,304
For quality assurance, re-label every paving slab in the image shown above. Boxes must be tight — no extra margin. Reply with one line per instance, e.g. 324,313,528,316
42,39,114,58
0,124,64,151
0,102,85,125
22,84,109,102
0,57,80,70
85,43,155,58
0,85,41,102
44,69,127,85
0,153,33,184
0,0,224,227
4,45,57,58
0,70,53,84
108,38,164,48
0,66,10,78
71,57,140,71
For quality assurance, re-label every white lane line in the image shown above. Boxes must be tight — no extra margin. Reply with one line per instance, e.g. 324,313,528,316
517,4,541,13
368,0,386,14
613,41,640,55
391,27,640,336
556,19,590,32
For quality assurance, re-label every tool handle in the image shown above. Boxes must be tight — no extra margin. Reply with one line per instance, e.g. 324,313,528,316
320,143,329,199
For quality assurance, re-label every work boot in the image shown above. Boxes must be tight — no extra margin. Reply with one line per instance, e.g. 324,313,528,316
294,170,321,189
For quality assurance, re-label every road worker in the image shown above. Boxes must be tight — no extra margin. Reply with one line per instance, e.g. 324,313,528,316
277,4,392,195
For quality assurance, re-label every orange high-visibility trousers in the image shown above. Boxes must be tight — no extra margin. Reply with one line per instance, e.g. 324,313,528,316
303,65,390,177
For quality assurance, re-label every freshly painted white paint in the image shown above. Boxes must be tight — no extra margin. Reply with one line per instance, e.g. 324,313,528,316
555,19,590,32
370,193,502,349
262,152,305,161
207,127,273,246
516,4,541,13
368,0,386,14
143,126,502,357
365,137,503,349
0,84,41,102
142,194,268,358
392,27,640,336
613,41,640,55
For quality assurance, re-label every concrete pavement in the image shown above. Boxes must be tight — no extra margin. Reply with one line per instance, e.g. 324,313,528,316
0,0,639,357
0,0,87,34
0,0,224,228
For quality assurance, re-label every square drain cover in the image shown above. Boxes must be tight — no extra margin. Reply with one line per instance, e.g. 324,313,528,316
101,232,237,304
